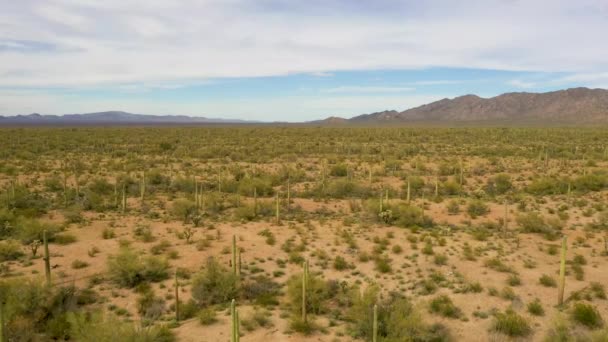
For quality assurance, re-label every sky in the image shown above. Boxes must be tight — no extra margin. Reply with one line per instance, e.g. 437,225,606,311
1,0,608,122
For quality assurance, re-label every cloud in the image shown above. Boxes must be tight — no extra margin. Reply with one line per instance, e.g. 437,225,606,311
0,0,607,88
323,86,415,93
507,79,536,89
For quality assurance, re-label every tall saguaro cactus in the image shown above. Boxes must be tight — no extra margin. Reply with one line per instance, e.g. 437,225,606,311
231,299,240,342
232,235,237,275
406,178,411,203
140,171,146,204
275,192,280,224
121,184,127,213
253,187,258,217
302,260,309,323
558,236,567,306
372,304,378,342
43,230,51,286
0,298,5,342
174,270,180,322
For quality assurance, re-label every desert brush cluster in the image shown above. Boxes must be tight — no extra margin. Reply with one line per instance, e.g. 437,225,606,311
0,126,607,341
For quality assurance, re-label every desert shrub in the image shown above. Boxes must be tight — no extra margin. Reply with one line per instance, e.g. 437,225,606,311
517,212,560,238
67,311,175,341
329,164,348,177
198,307,218,325
241,275,281,306
393,204,432,228
54,233,77,245
237,177,274,196
107,247,169,287
286,271,332,317
429,295,463,319
0,239,24,261
71,260,89,269
467,200,489,218
539,274,557,287
527,298,544,316
171,198,196,223
348,286,451,341
191,257,239,306
571,303,604,328
15,217,60,244
137,289,166,321
486,174,513,195
334,256,349,270
446,200,460,214
527,177,566,195
492,309,532,337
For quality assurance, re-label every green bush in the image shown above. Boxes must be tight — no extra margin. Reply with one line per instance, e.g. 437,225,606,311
429,295,463,319
0,239,24,261
191,257,239,306
107,248,169,287
539,274,557,287
198,307,218,325
67,311,175,341
492,309,532,337
467,200,489,218
527,298,544,316
571,303,604,328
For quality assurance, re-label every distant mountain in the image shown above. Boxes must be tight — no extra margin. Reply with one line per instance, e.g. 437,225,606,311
0,111,254,125
318,87,608,125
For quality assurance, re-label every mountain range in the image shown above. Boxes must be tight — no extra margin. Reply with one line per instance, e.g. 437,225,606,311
322,87,608,125
0,111,253,125
2,87,607,125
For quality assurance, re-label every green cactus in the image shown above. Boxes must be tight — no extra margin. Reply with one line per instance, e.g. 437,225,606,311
558,236,567,306
275,192,280,224
231,299,240,342
121,184,127,213
174,270,180,322
302,260,309,322
0,298,5,342
372,303,378,342
232,235,237,275
407,178,411,203
140,171,145,203
253,187,258,217
43,230,51,286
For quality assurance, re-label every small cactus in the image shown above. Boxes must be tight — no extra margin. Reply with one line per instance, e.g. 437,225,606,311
558,236,567,306
43,230,51,286
372,304,378,342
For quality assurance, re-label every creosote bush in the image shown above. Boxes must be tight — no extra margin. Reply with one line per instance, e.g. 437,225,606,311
107,247,170,287
191,257,240,306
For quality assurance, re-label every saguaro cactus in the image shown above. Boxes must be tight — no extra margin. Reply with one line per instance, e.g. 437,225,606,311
174,270,180,321
121,184,127,213
302,260,309,323
253,188,258,217
558,236,567,306
232,235,237,275
275,192,280,224
0,298,5,342
140,171,146,204
503,201,508,231
231,299,240,342
287,178,291,212
406,178,411,203
43,230,51,286
372,304,378,342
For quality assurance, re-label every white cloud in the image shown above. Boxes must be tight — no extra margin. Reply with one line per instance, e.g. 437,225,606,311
507,79,536,89
323,86,415,93
0,0,607,88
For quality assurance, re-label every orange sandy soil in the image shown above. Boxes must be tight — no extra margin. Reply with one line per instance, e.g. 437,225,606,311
6,189,607,342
